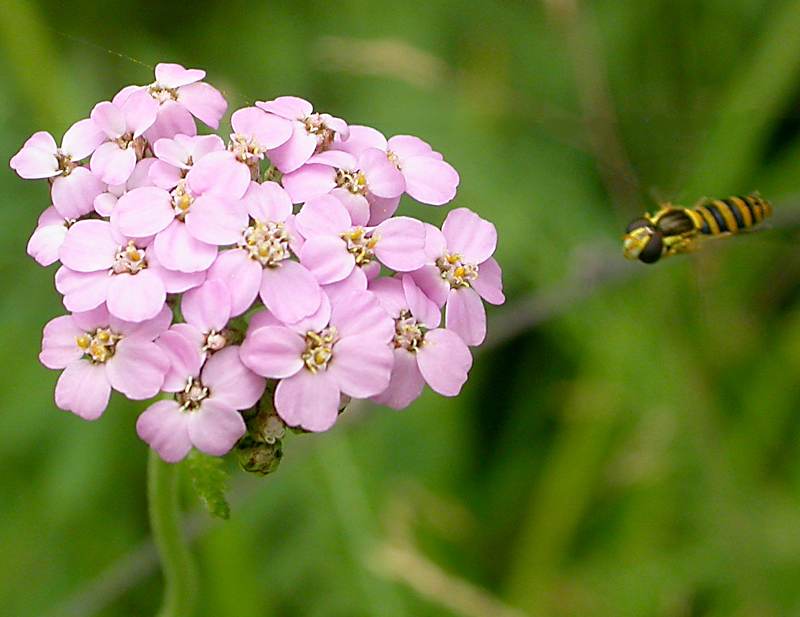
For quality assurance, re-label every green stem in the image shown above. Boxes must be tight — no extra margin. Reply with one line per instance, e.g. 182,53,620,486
147,449,198,617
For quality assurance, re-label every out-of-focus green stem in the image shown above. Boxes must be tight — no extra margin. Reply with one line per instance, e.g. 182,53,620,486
147,449,197,617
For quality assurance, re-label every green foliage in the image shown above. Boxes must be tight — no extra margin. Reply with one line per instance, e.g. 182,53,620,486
4,0,800,616
185,451,231,521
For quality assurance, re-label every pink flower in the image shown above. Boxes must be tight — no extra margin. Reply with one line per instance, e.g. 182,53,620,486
56,219,167,322
144,62,228,137
149,134,225,189
335,125,460,208
412,208,504,346
207,182,322,322
136,334,265,462
10,121,106,218
93,158,158,217
40,304,171,419
181,106,292,201
171,279,233,357
281,149,404,225
295,194,427,292
112,176,248,273
369,275,472,409
27,207,71,267
90,89,159,185
240,290,394,431
256,96,349,173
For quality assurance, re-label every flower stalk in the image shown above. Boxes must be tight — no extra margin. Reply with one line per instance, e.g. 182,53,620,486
147,448,197,617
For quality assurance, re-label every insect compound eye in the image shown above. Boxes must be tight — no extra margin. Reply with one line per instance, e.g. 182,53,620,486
638,231,664,263
625,218,651,233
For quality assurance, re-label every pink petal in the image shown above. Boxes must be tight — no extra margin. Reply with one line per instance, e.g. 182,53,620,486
170,323,206,355
112,303,173,340
106,270,167,322
334,125,387,156
366,195,401,226
187,400,246,456
106,339,169,399
321,266,368,303
410,264,449,307
178,82,228,129
244,181,292,222
9,131,58,178
401,156,459,205
328,334,394,398
287,291,332,334
256,96,313,120
148,160,183,190
40,315,84,369
240,325,305,379
111,85,140,107
374,216,426,271
259,260,322,323
207,249,262,317
295,194,351,238
153,136,191,168
52,167,106,219
155,62,205,88
90,141,136,186
187,134,225,160
330,290,394,341
154,220,217,273
181,279,231,331
329,189,370,227
158,328,204,390
121,89,159,137
70,304,110,331
186,150,250,199
369,277,405,317
55,267,109,312
185,195,248,245
145,101,198,143
59,220,117,272
90,101,125,139
309,150,354,168
148,251,206,293
128,157,158,188
136,400,192,463
370,348,425,410
267,125,318,173
422,223,448,259
201,346,266,409
281,164,336,203
445,287,486,346
55,360,111,420
402,274,442,328
387,135,434,160
231,106,293,149
274,369,340,432
28,218,67,267
417,328,472,396
300,235,353,284
62,118,105,160
360,148,405,198
93,192,118,217
441,208,497,264
114,186,174,238
473,257,505,305
247,309,280,332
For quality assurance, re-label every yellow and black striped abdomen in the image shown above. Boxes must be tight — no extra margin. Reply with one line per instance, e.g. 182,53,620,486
693,194,772,235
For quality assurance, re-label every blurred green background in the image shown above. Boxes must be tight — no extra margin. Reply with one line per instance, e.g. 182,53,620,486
4,0,800,615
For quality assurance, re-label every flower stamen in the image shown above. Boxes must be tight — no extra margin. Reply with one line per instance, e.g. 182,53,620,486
393,310,425,352
341,227,379,266
302,327,337,372
241,220,291,267
436,252,478,289
111,241,148,275
76,327,122,363
177,377,209,411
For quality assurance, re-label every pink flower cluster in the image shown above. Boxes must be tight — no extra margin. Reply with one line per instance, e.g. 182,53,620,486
12,63,504,464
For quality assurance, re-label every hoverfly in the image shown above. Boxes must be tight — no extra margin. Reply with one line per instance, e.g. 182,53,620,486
622,193,772,264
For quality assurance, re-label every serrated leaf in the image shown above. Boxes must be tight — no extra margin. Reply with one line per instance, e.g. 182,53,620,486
185,450,231,520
